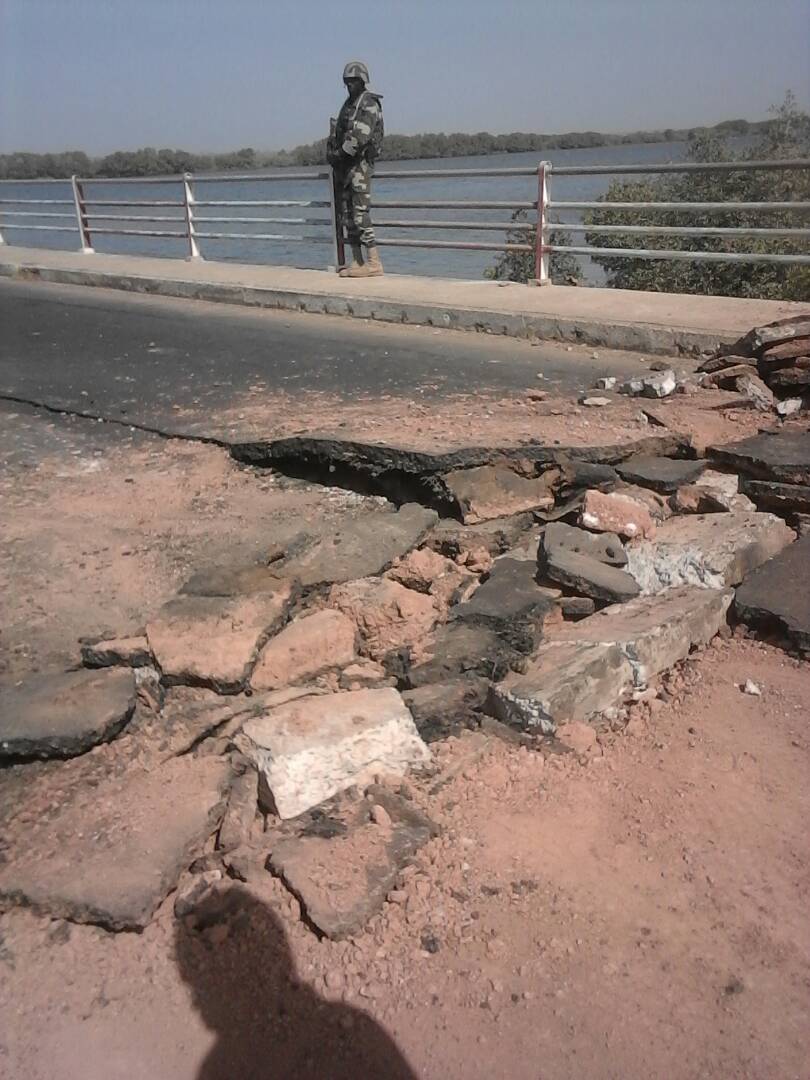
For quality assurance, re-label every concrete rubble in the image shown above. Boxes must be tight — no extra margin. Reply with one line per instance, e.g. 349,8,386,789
238,688,431,819
5,388,809,943
0,668,136,760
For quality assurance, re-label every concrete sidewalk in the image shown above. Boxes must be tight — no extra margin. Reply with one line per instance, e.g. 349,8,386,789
1,245,807,357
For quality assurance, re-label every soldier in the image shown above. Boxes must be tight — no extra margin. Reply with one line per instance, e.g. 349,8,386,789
327,60,384,278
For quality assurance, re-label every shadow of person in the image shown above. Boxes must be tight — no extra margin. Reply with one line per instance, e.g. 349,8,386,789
174,884,418,1080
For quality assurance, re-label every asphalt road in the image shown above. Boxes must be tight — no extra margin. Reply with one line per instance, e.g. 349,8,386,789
0,278,686,441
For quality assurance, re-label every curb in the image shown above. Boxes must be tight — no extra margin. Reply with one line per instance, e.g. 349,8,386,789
0,260,732,357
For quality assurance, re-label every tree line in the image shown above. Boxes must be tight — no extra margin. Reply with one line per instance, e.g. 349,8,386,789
486,95,809,302
0,118,771,180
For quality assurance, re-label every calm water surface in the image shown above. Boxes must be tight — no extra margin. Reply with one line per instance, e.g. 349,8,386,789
1,139,752,281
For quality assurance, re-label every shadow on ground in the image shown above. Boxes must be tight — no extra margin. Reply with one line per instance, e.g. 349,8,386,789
175,885,417,1080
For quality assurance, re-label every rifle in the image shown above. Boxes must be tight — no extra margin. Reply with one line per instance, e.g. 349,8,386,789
328,117,346,270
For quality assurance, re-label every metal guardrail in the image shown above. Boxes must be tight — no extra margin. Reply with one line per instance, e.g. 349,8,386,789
0,159,808,283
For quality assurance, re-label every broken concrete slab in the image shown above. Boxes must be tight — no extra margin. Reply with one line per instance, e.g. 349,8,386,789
267,789,436,939
759,338,810,366
616,455,707,494
402,676,490,740
439,464,556,524
549,586,732,689
329,577,440,664
217,767,259,853
385,546,477,610
0,668,136,761
542,521,628,566
488,642,635,734
734,535,810,653
708,430,810,486
626,511,794,594
402,621,519,688
558,596,596,619
274,503,438,586
426,512,537,560
619,369,677,398
251,609,357,691
739,478,810,515
339,660,395,690
726,318,810,358
579,490,655,540
698,353,758,375
0,756,231,929
450,557,560,653
80,634,152,669
541,547,641,604
179,562,292,599
736,372,775,411
146,587,294,693
238,688,430,820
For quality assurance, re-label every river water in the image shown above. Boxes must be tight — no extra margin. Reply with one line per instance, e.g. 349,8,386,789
1,139,745,280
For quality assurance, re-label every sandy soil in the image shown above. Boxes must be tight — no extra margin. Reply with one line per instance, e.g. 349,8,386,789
0,636,807,1079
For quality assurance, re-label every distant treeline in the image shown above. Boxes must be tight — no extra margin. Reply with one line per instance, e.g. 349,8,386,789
0,118,771,179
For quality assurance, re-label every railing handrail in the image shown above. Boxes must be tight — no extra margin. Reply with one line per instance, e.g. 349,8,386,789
0,158,807,281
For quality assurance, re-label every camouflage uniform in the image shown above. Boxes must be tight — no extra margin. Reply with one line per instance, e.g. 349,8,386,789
333,90,383,247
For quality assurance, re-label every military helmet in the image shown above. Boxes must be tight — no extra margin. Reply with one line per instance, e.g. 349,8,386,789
343,60,369,85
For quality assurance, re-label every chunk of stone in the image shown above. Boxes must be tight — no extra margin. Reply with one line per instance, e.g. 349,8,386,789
276,504,438,586
759,338,810,366
579,490,655,540
402,676,490,739
580,396,612,407
709,430,810,486
238,689,431,820
266,790,436,939
403,622,519,688
728,318,810,358
558,596,596,619
549,586,732,689
174,870,223,918
329,577,439,664
776,398,804,419
626,511,794,594
338,660,394,690
733,534,810,653
0,668,136,761
619,370,676,398
147,587,293,693
180,562,290,598
251,609,357,691
385,547,477,609
557,458,620,495
541,548,641,604
439,465,556,524
542,521,628,566
701,363,762,388
614,482,672,522
616,455,707,494
767,367,810,390
739,478,810,515
488,643,635,733
80,634,152,669
595,377,617,391
736,372,775,411
451,557,560,653
0,757,231,929
698,353,758,374
426,512,536,560
217,767,259,852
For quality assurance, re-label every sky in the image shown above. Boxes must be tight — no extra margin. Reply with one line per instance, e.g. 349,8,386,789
1,0,808,155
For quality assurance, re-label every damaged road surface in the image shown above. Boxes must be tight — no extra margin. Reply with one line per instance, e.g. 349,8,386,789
2,287,810,1080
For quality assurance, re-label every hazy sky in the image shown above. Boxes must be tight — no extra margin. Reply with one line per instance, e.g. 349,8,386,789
1,0,808,154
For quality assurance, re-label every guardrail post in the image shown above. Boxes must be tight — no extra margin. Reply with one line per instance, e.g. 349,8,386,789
328,165,345,271
182,173,202,260
71,175,94,254
530,160,550,286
